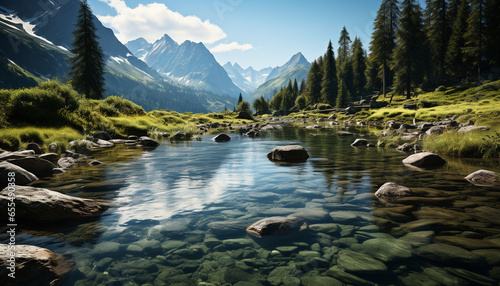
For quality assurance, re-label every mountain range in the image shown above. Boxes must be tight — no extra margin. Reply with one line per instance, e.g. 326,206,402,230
0,0,234,112
0,0,310,112
126,35,244,98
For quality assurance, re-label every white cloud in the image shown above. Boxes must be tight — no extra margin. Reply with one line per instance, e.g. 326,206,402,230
210,42,254,53
97,0,227,44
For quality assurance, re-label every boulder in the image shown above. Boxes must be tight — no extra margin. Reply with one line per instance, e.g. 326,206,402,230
375,182,412,197
57,157,76,169
351,138,368,147
465,170,500,188
93,132,112,141
93,138,114,148
0,161,38,189
426,125,447,135
396,143,423,152
0,186,110,222
39,153,59,164
402,152,446,168
213,133,231,142
128,135,139,140
8,157,57,178
245,129,259,138
267,145,309,162
26,143,43,154
139,136,160,147
0,244,75,285
172,131,186,141
458,126,490,133
246,216,307,237
337,249,388,274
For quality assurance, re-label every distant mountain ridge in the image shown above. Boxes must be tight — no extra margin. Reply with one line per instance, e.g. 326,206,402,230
223,62,272,96
126,34,244,98
0,0,235,112
249,53,310,103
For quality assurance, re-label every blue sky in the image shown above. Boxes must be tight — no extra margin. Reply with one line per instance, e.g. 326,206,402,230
88,0,421,70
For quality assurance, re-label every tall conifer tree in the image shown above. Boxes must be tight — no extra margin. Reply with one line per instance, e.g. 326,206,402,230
446,0,471,79
305,60,322,105
485,0,500,66
426,0,450,82
368,0,399,96
337,27,352,66
464,0,487,80
392,0,428,100
351,37,367,96
70,0,105,99
321,41,338,105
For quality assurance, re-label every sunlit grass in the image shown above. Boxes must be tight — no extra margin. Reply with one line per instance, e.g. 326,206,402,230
424,130,500,158
0,127,82,152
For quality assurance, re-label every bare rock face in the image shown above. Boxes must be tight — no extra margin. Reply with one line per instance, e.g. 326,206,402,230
0,161,38,189
0,244,75,286
267,145,309,162
8,157,57,178
0,186,110,222
246,216,308,237
402,152,446,168
375,182,413,197
465,170,500,188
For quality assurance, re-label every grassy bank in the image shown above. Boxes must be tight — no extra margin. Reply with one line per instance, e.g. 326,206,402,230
0,81,252,151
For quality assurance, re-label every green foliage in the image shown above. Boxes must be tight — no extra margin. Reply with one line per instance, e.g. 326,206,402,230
351,37,367,97
424,130,500,158
295,95,307,110
425,0,451,81
392,0,429,99
236,100,253,119
0,135,20,151
252,96,270,115
320,41,338,105
305,60,322,105
464,0,487,80
336,80,351,108
70,0,105,99
446,0,472,79
337,26,352,66
482,132,500,158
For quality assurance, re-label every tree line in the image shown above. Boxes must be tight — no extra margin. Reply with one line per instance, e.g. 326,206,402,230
257,0,500,115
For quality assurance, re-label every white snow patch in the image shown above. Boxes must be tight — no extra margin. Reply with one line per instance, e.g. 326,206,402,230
0,12,56,46
110,56,129,64
126,53,133,57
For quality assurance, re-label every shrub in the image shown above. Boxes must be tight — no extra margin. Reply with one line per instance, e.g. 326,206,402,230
0,135,20,151
102,96,146,116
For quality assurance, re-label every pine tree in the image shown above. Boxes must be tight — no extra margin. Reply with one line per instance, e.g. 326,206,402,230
305,60,322,105
320,41,338,105
446,0,471,79
237,93,243,105
337,27,352,66
338,60,355,97
392,0,428,100
351,37,367,97
425,0,450,82
464,0,487,80
336,80,351,108
365,55,382,93
70,0,105,99
448,0,462,25
293,79,299,96
299,79,306,94
369,0,400,96
485,0,500,66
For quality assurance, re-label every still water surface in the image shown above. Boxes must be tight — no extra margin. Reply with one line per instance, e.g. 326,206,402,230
8,128,500,285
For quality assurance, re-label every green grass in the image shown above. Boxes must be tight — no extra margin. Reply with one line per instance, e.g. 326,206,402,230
0,127,82,152
424,130,500,158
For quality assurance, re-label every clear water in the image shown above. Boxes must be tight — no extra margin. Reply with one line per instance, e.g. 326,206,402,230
5,127,500,285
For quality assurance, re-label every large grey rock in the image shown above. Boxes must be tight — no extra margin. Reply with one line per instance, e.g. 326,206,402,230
213,133,231,142
351,138,368,147
0,244,75,285
375,182,412,197
426,125,447,135
139,136,160,147
93,138,114,148
0,186,109,222
57,157,76,169
8,156,57,177
267,145,309,162
337,249,388,274
39,153,59,164
0,161,38,189
93,132,112,141
402,152,446,168
458,126,490,133
414,243,483,265
246,216,307,237
465,169,500,188
92,242,122,257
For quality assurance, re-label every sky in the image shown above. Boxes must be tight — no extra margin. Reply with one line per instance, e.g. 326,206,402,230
87,0,412,70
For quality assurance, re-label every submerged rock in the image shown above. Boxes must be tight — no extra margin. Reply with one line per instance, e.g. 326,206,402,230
8,156,57,177
337,249,388,274
352,237,413,262
246,216,307,237
267,145,309,162
213,133,231,142
0,186,109,222
414,243,483,265
465,169,500,188
0,244,75,285
375,182,412,197
0,161,38,189
402,152,446,168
